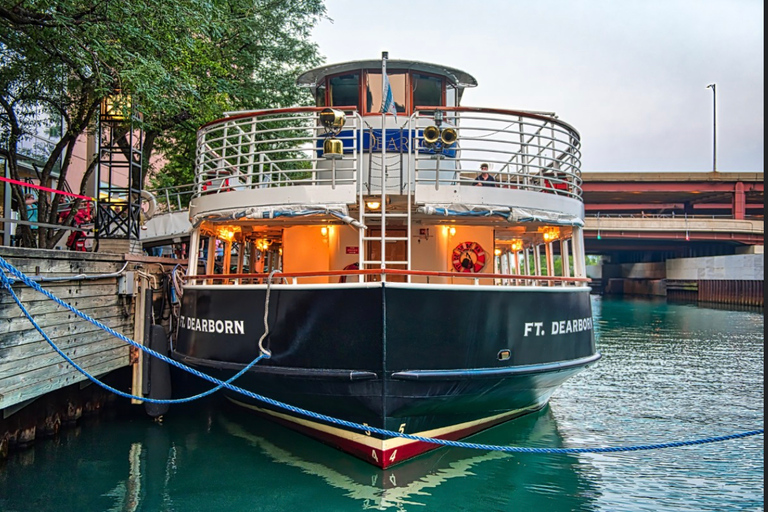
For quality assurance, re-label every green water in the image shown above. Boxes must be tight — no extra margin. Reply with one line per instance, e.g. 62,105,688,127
0,297,763,511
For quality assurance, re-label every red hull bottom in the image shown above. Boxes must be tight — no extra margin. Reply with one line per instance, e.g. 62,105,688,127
228,397,545,468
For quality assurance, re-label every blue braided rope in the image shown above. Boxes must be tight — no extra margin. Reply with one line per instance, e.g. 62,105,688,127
0,265,267,404
0,256,763,454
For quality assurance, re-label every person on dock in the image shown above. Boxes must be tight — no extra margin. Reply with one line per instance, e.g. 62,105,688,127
64,205,91,251
24,194,38,231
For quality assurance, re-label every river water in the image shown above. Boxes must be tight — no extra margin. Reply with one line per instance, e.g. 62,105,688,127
0,296,763,511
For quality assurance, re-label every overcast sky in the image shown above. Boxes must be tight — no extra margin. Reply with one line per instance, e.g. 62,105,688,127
311,0,764,173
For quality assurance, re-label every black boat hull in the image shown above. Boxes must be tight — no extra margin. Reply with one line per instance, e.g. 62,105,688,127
174,282,598,467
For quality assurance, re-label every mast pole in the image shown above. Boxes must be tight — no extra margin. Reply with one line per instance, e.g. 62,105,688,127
381,51,388,271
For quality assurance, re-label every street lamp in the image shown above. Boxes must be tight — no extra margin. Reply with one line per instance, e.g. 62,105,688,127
706,83,716,173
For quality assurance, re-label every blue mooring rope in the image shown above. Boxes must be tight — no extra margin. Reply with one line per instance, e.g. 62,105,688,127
0,256,762,455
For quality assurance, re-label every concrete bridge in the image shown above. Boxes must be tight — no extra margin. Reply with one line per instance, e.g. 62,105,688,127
580,171,763,304
581,171,762,257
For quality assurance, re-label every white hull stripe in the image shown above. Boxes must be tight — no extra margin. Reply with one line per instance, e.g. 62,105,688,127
227,397,546,451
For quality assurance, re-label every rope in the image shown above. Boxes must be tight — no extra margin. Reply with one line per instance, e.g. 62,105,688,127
257,269,279,357
0,257,271,405
0,255,762,454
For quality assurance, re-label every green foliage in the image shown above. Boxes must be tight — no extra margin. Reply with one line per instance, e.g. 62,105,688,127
1,0,326,247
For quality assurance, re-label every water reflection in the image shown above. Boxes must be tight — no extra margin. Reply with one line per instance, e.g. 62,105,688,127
0,404,599,511
215,405,599,511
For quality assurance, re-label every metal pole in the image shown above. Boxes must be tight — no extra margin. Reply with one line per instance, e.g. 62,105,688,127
706,83,717,173
381,51,387,272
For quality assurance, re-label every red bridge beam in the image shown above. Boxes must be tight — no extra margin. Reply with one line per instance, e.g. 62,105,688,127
581,182,763,193
585,203,762,211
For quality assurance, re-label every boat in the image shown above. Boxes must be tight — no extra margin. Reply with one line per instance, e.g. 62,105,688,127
172,54,600,468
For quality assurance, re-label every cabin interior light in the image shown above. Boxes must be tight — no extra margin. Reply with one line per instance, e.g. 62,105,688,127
510,239,524,252
321,226,328,236
366,201,381,210
449,226,456,236
256,238,270,251
494,248,502,256
218,226,239,242
540,227,560,242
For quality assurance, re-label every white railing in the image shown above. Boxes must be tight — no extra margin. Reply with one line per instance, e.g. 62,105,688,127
411,107,582,199
194,106,583,200
195,107,361,195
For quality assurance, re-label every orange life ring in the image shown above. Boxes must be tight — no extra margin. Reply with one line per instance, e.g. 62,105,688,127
451,241,487,273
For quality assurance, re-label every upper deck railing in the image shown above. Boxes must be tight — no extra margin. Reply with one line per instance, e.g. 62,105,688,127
194,106,583,202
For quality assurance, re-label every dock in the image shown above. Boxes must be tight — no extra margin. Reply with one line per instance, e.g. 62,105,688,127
0,246,183,456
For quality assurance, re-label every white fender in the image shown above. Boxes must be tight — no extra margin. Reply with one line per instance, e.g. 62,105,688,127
141,190,157,220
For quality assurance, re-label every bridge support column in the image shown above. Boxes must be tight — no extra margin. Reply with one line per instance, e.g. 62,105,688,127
733,182,745,220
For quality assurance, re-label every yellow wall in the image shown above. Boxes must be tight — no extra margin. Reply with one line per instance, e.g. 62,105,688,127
282,225,331,283
283,223,497,285
411,224,496,284
282,224,362,283
330,224,360,271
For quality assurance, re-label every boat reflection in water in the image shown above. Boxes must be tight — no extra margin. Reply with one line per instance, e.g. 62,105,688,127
218,405,598,511
0,404,597,511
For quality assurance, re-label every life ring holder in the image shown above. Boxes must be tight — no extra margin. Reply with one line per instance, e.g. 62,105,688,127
141,190,157,220
451,241,487,273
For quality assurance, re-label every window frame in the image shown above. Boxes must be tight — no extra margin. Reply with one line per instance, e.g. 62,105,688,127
318,70,448,116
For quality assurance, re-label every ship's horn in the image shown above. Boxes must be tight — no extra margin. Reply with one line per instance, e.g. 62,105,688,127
423,125,440,145
323,137,343,159
440,127,458,146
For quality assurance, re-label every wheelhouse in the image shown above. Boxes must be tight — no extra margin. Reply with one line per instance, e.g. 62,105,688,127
298,59,477,116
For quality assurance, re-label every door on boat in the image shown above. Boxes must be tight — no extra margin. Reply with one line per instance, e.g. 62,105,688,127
366,228,407,282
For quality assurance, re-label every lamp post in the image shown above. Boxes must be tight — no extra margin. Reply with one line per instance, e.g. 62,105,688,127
706,83,716,173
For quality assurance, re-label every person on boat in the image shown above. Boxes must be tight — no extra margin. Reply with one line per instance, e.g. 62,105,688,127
474,163,497,187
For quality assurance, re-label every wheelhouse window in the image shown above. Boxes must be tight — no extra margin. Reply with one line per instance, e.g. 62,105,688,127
329,73,360,109
446,84,457,107
314,85,326,107
365,71,406,115
412,73,443,108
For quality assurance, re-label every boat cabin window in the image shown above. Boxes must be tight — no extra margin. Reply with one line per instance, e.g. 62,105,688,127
364,71,406,115
317,69,454,115
329,73,360,109
412,73,443,108
314,84,326,107
446,84,457,108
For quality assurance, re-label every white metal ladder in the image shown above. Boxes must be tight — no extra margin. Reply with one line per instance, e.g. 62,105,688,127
357,138,412,281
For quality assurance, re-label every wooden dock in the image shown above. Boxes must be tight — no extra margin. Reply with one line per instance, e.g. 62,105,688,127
0,246,182,456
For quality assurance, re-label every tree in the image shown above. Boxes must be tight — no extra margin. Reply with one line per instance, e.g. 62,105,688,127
0,0,326,248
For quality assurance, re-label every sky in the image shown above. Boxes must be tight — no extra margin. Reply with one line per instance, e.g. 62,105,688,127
311,0,764,173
